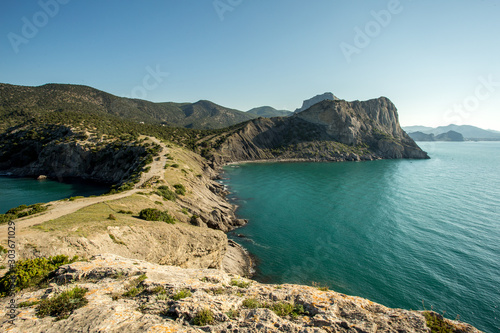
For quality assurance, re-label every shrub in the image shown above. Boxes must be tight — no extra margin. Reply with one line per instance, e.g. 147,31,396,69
172,289,192,300
156,185,176,201
173,184,186,195
36,286,88,320
423,312,454,333
242,298,260,309
122,274,147,298
230,279,250,288
1,203,48,224
192,308,214,326
138,208,175,224
117,210,133,214
0,255,79,297
171,163,179,168
109,234,126,246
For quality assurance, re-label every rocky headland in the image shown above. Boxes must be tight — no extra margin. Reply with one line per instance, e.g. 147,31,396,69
0,254,482,333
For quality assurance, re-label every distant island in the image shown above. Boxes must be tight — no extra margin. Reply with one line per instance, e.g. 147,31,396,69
403,124,500,141
407,130,464,142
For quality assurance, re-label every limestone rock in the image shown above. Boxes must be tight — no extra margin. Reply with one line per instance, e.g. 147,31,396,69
0,254,482,333
295,92,340,113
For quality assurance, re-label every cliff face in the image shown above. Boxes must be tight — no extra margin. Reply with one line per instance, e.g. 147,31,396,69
0,254,482,333
212,97,429,163
0,125,150,184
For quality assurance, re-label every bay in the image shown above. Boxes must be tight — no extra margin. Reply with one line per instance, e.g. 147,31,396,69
222,142,500,333
0,176,109,214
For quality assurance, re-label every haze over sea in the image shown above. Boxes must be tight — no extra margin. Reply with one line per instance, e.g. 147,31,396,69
222,142,500,333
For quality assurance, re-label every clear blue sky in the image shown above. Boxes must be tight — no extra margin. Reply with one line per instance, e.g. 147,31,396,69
1,0,500,130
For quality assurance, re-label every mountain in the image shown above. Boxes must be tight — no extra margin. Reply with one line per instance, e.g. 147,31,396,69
402,125,434,133
246,106,293,118
294,92,339,113
203,97,429,163
403,124,500,140
408,130,464,142
0,83,257,130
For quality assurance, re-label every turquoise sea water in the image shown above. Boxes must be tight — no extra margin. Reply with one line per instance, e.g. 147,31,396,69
222,142,500,333
0,177,109,214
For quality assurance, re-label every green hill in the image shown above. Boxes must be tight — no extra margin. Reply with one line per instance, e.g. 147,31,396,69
0,83,256,131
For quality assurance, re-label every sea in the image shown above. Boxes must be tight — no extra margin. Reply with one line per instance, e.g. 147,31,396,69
0,176,109,214
221,142,500,333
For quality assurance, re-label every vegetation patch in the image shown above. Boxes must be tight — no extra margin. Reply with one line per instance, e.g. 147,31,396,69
0,255,79,297
312,281,329,291
122,274,147,298
0,203,48,224
173,184,186,195
138,208,175,224
156,185,177,201
109,234,126,246
192,308,215,326
423,311,455,333
172,289,192,300
242,298,307,318
36,286,88,321
230,278,250,288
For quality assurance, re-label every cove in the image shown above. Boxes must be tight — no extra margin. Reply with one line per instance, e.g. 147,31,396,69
0,176,110,214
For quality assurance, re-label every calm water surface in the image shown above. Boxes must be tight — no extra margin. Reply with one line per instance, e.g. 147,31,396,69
222,142,500,333
0,176,109,213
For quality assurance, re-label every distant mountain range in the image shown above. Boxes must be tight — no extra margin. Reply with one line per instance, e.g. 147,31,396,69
403,124,500,141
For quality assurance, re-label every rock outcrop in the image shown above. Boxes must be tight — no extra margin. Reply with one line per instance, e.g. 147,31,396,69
295,92,339,113
0,125,151,184
0,254,482,332
211,97,429,164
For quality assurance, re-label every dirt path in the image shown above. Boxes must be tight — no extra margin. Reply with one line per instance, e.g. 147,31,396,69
0,137,168,242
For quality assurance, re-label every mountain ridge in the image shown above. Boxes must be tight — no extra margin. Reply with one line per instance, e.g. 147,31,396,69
403,124,500,140
0,83,257,130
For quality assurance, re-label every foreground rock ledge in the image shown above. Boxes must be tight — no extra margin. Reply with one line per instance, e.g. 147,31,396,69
0,254,481,333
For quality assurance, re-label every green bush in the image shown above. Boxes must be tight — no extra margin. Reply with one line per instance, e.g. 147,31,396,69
122,274,147,298
36,286,88,321
156,185,176,201
0,203,48,224
241,298,307,318
173,184,186,195
138,208,175,224
172,289,192,300
230,279,250,288
423,312,454,333
192,308,214,326
242,298,260,309
0,255,79,297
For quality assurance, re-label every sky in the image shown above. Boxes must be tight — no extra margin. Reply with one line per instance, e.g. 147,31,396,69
1,0,500,130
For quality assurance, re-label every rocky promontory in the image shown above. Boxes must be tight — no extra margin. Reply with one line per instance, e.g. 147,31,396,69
0,254,482,333
208,97,429,164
